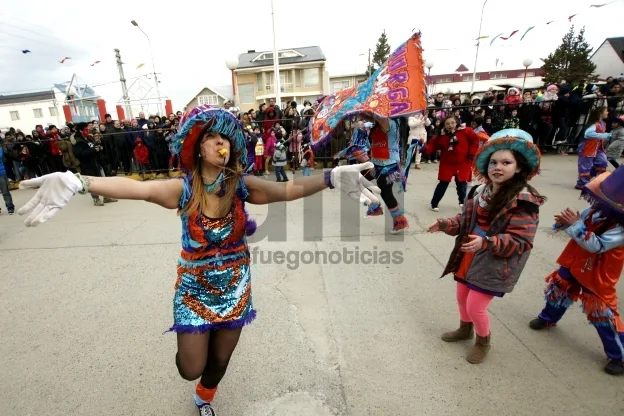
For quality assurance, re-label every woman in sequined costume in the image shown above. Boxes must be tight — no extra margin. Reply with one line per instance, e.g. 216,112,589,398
16,105,381,416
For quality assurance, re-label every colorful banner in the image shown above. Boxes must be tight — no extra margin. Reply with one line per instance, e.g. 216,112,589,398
309,32,426,147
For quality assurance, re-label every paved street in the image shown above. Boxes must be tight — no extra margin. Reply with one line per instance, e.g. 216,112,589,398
1,155,622,416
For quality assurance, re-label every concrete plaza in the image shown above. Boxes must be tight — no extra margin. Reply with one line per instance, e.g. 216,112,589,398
0,155,622,416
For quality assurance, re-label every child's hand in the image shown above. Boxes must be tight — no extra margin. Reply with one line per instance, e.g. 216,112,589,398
555,208,580,226
461,235,484,252
427,219,447,233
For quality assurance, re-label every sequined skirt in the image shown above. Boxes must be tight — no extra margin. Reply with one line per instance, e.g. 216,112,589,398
168,251,256,333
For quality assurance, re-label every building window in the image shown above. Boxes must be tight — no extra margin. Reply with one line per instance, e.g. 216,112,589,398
265,72,273,90
436,77,453,84
491,74,508,79
303,68,319,87
295,69,302,88
525,72,535,77
239,84,255,104
49,107,58,117
256,73,263,91
331,80,350,94
33,108,43,118
10,111,19,121
198,95,219,106
462,75,480,81
280,70,293,93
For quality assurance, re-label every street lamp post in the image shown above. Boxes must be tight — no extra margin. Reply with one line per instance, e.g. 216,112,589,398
270,0,281,109
225,58,239,105
425,61,434,96
131,20,163,116
522,58,533,96
470,0,488,96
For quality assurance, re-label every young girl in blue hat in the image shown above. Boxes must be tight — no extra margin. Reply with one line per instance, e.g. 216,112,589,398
427,128,546,364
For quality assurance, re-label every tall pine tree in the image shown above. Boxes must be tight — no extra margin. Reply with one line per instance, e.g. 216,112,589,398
542,26,597,85
371,30,391,73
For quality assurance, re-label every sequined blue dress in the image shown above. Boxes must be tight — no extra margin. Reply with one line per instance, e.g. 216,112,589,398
169,174,256,333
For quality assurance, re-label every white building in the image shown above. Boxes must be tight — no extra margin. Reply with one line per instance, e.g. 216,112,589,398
590,37,624,81
0,89,66,133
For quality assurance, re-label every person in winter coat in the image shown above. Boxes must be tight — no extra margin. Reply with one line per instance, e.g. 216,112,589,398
428,128,545,364
0,145,15,215
57,132,80,173
606,116,624,168
72,122,118,206
263,130,277,175
424,116,480,211
272,141,288,182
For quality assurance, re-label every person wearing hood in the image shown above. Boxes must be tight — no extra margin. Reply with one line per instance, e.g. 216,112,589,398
71,122,118,206
606,116,624,168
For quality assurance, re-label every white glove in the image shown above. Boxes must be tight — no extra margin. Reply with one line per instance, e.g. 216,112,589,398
330,161,382,206
17,171,83,227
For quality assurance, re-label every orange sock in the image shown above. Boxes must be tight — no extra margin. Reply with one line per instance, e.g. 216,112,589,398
195,382,218,403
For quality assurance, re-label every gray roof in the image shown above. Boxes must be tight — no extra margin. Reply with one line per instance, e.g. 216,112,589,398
236,46,325,69
210,85,234,101
0,90,55,105
607,37,624,65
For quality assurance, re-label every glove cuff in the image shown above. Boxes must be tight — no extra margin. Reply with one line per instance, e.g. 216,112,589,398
324,169,335,189
74,173,89,194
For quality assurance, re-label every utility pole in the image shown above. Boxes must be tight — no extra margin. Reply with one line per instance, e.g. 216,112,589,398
115,48,133,119
368,48,372,76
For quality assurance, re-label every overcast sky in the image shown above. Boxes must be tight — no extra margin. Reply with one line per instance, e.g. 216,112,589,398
1,0,623,116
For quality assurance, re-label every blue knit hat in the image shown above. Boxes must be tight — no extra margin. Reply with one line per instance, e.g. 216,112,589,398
473,128,541,181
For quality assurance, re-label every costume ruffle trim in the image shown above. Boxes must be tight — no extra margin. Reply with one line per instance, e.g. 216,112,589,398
544,271,615,327
165,309,257,334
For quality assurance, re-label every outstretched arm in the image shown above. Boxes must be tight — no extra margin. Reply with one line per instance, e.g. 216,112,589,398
244,162,381,206
243,173,328,204
18,171,184,227
81,175,183,209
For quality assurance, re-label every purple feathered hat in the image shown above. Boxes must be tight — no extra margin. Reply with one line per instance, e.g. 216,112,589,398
581,166,624,224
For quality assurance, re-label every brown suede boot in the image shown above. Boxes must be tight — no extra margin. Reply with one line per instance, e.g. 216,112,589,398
441,321,474,342
467,334,491,364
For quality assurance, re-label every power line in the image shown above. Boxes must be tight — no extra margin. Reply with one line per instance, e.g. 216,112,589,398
0,29,68,50
0,20,69,44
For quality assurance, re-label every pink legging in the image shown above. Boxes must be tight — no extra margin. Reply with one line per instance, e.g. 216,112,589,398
456,282,494,337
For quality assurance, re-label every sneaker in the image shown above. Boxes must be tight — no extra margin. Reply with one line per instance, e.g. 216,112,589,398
433,160,438,163
103,197,118,203
529,317,556,330
93,199,104,206
197,403,216,416
391,215,409,234
459,204,464,210
605,359,624,376
431,206,439,212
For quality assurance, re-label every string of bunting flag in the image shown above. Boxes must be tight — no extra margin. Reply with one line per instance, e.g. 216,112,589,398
474,1,621,46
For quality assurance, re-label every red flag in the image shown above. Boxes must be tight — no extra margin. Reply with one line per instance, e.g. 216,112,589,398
568,14,577,21
500,30,519,40
90,60,101,66
59,57,71,64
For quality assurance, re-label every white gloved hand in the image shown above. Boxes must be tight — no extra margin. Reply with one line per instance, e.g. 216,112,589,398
17,171,84,227
330,162,382,206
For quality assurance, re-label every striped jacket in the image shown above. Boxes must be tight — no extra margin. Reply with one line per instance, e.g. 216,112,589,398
440,184,544,293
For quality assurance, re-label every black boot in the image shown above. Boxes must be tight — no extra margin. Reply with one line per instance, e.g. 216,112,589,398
529,317,556,330
605,359,624,376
